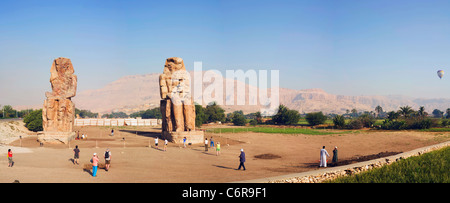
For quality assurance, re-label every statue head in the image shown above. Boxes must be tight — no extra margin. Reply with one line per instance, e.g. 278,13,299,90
164,57,185,74
47,57,77,99
51,57,74,81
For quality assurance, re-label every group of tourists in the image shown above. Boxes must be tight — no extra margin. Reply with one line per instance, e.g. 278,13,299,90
153,137,169,151
72,145,111,177
6,135,338,179
75,131,88,140
204,137,221,156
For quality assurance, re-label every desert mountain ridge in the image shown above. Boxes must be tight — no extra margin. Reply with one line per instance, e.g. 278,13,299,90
68,72,450,116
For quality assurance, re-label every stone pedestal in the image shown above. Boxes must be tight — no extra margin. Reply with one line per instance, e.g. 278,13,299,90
37,131,76,144
162,130,204,144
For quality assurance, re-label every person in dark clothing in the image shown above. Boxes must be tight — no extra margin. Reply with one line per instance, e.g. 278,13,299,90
238,149,246,171
73,145,80,165
332,146,338,166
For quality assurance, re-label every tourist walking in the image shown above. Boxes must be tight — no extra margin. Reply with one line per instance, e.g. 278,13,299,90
204,138,208,151
332,146,338,166
7,149,13,167
216,142,221,156
210,136,214,148
319,146,330,167
164,139,168,151
92,153,99,177
155,137,159,149
183,137,187,148
237,149,246,170
104,148,111,171
111,129,114,136
73,145,80,165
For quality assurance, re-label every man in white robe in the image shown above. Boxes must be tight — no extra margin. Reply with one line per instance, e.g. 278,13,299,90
320,146,330,167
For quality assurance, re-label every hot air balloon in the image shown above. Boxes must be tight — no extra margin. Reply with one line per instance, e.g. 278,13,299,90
437,70,444,79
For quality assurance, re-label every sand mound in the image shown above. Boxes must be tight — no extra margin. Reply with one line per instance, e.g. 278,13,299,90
0,120,33,144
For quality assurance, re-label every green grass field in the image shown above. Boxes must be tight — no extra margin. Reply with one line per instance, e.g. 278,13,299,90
206,126,352,135
420,128,450,132
329,146,450,183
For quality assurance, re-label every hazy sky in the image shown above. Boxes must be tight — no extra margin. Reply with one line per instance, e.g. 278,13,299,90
1,0,449,107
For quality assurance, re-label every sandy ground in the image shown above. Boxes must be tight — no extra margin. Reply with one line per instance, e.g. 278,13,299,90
1,125,449,183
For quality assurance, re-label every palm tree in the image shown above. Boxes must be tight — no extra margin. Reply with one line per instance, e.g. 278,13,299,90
387,111,399,120
399,106,414,118
417,106,426,118
351,108,358,118
446,108,450,119
375,105,383,118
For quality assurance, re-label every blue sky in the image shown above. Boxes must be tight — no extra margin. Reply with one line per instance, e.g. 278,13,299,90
1,0,449,107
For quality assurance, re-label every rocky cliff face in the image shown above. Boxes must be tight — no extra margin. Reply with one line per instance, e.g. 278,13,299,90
73,72,450,115
287,88,420,114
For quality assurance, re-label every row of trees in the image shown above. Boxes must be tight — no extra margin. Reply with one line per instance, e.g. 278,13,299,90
157,103,450,129
379,106,446,130
374,105,450,119
195,102,265,127
340,106,450,119
252,104,449,130
0,105,34,119
75,108,98,118
14,101,450,132
129,108,162,119
77,108,162,119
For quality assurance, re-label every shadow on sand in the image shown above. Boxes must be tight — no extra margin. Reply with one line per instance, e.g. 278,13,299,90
119,129,161,138
212,165,237,170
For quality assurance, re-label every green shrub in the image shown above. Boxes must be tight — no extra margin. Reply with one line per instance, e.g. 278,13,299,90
441,119,449,127
232,113,247,126
347,119,363,129
332,115,346,129
23,109,43,132
358,114,375,128
272,105,300,125
204,102,225,123
195,104,206,127
381,119,407,130
381,117,436,130
305,112,327,126
408,118,433,129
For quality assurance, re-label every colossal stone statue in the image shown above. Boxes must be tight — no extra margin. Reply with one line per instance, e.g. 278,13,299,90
38,57,77,143
159,57,203,143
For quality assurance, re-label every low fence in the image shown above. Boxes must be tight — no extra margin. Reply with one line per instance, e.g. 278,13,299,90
74,118,161,127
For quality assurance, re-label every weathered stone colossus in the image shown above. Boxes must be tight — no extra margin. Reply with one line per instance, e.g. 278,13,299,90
159,57,203,143
39,57,77,143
